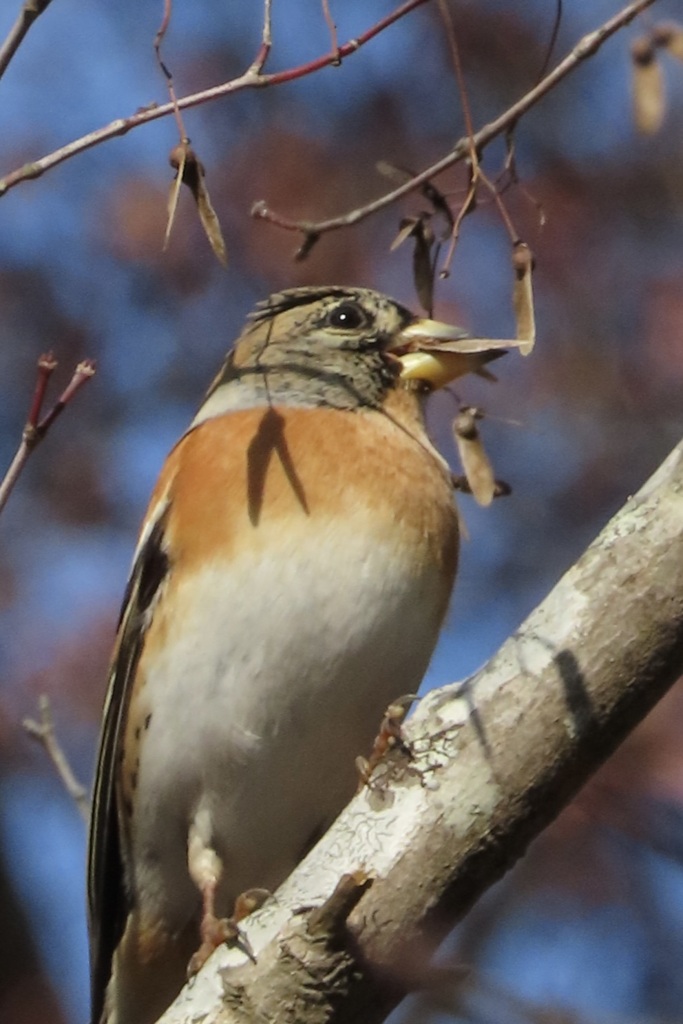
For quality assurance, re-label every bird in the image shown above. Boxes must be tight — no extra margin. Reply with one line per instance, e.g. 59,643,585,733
87,285,507,1024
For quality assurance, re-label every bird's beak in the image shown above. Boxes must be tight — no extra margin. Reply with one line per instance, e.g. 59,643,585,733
395,317,512,390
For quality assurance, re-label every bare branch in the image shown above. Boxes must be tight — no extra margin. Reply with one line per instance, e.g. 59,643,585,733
248,0,273,75
0,356,96,516
0,0,56,81
0,0,430,198
26,349,58,429
154,0,189,143
23,695,90,824
252,0,658,242
321,0,341,66
35,357,96,433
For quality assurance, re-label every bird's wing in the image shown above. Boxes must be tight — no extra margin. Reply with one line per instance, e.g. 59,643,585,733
87,498,171,1024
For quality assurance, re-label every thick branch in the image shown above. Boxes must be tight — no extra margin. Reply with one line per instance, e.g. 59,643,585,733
159,434,683,1024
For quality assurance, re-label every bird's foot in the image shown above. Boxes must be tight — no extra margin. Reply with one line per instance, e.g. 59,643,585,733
187,911,238,978
356,693,418,790
187,887,271,978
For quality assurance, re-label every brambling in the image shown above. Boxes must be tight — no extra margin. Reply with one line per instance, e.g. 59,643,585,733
87,286,508,1024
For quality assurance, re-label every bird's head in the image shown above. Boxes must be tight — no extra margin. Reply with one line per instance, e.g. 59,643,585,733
198,286,508,419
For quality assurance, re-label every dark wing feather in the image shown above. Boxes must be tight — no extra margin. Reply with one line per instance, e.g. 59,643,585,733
87,510,170,1024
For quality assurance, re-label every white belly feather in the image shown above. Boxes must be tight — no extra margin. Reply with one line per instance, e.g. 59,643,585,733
130,516,447,930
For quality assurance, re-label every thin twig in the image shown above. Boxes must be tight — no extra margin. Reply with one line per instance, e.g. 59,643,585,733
249,0,273,75
536,0,564,83
0,0,430,197
321,0,341,65
0,352,56,516
26,350,58,429
154,0,188,142
37,358,96,433
436,0,480,276
252,0,658,239
438,0,476,146
0,356,96,516
435,0,527,278
23,695,90,824
0,0,56,81
154,0,173,57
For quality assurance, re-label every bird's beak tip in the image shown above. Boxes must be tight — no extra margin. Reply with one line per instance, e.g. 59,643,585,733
395,317,508,390
397,317,472,346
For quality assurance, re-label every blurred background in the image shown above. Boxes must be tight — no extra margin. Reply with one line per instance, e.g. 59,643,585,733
0,1,682,1022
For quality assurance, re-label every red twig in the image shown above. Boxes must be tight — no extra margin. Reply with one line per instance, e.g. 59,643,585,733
251,0,658,241
37,358,96,434
0,356,96,516
26,350,58,428
0,0,430,197
249,0,273,75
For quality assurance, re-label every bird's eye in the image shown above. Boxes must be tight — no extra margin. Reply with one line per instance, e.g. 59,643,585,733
326,302,367,331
